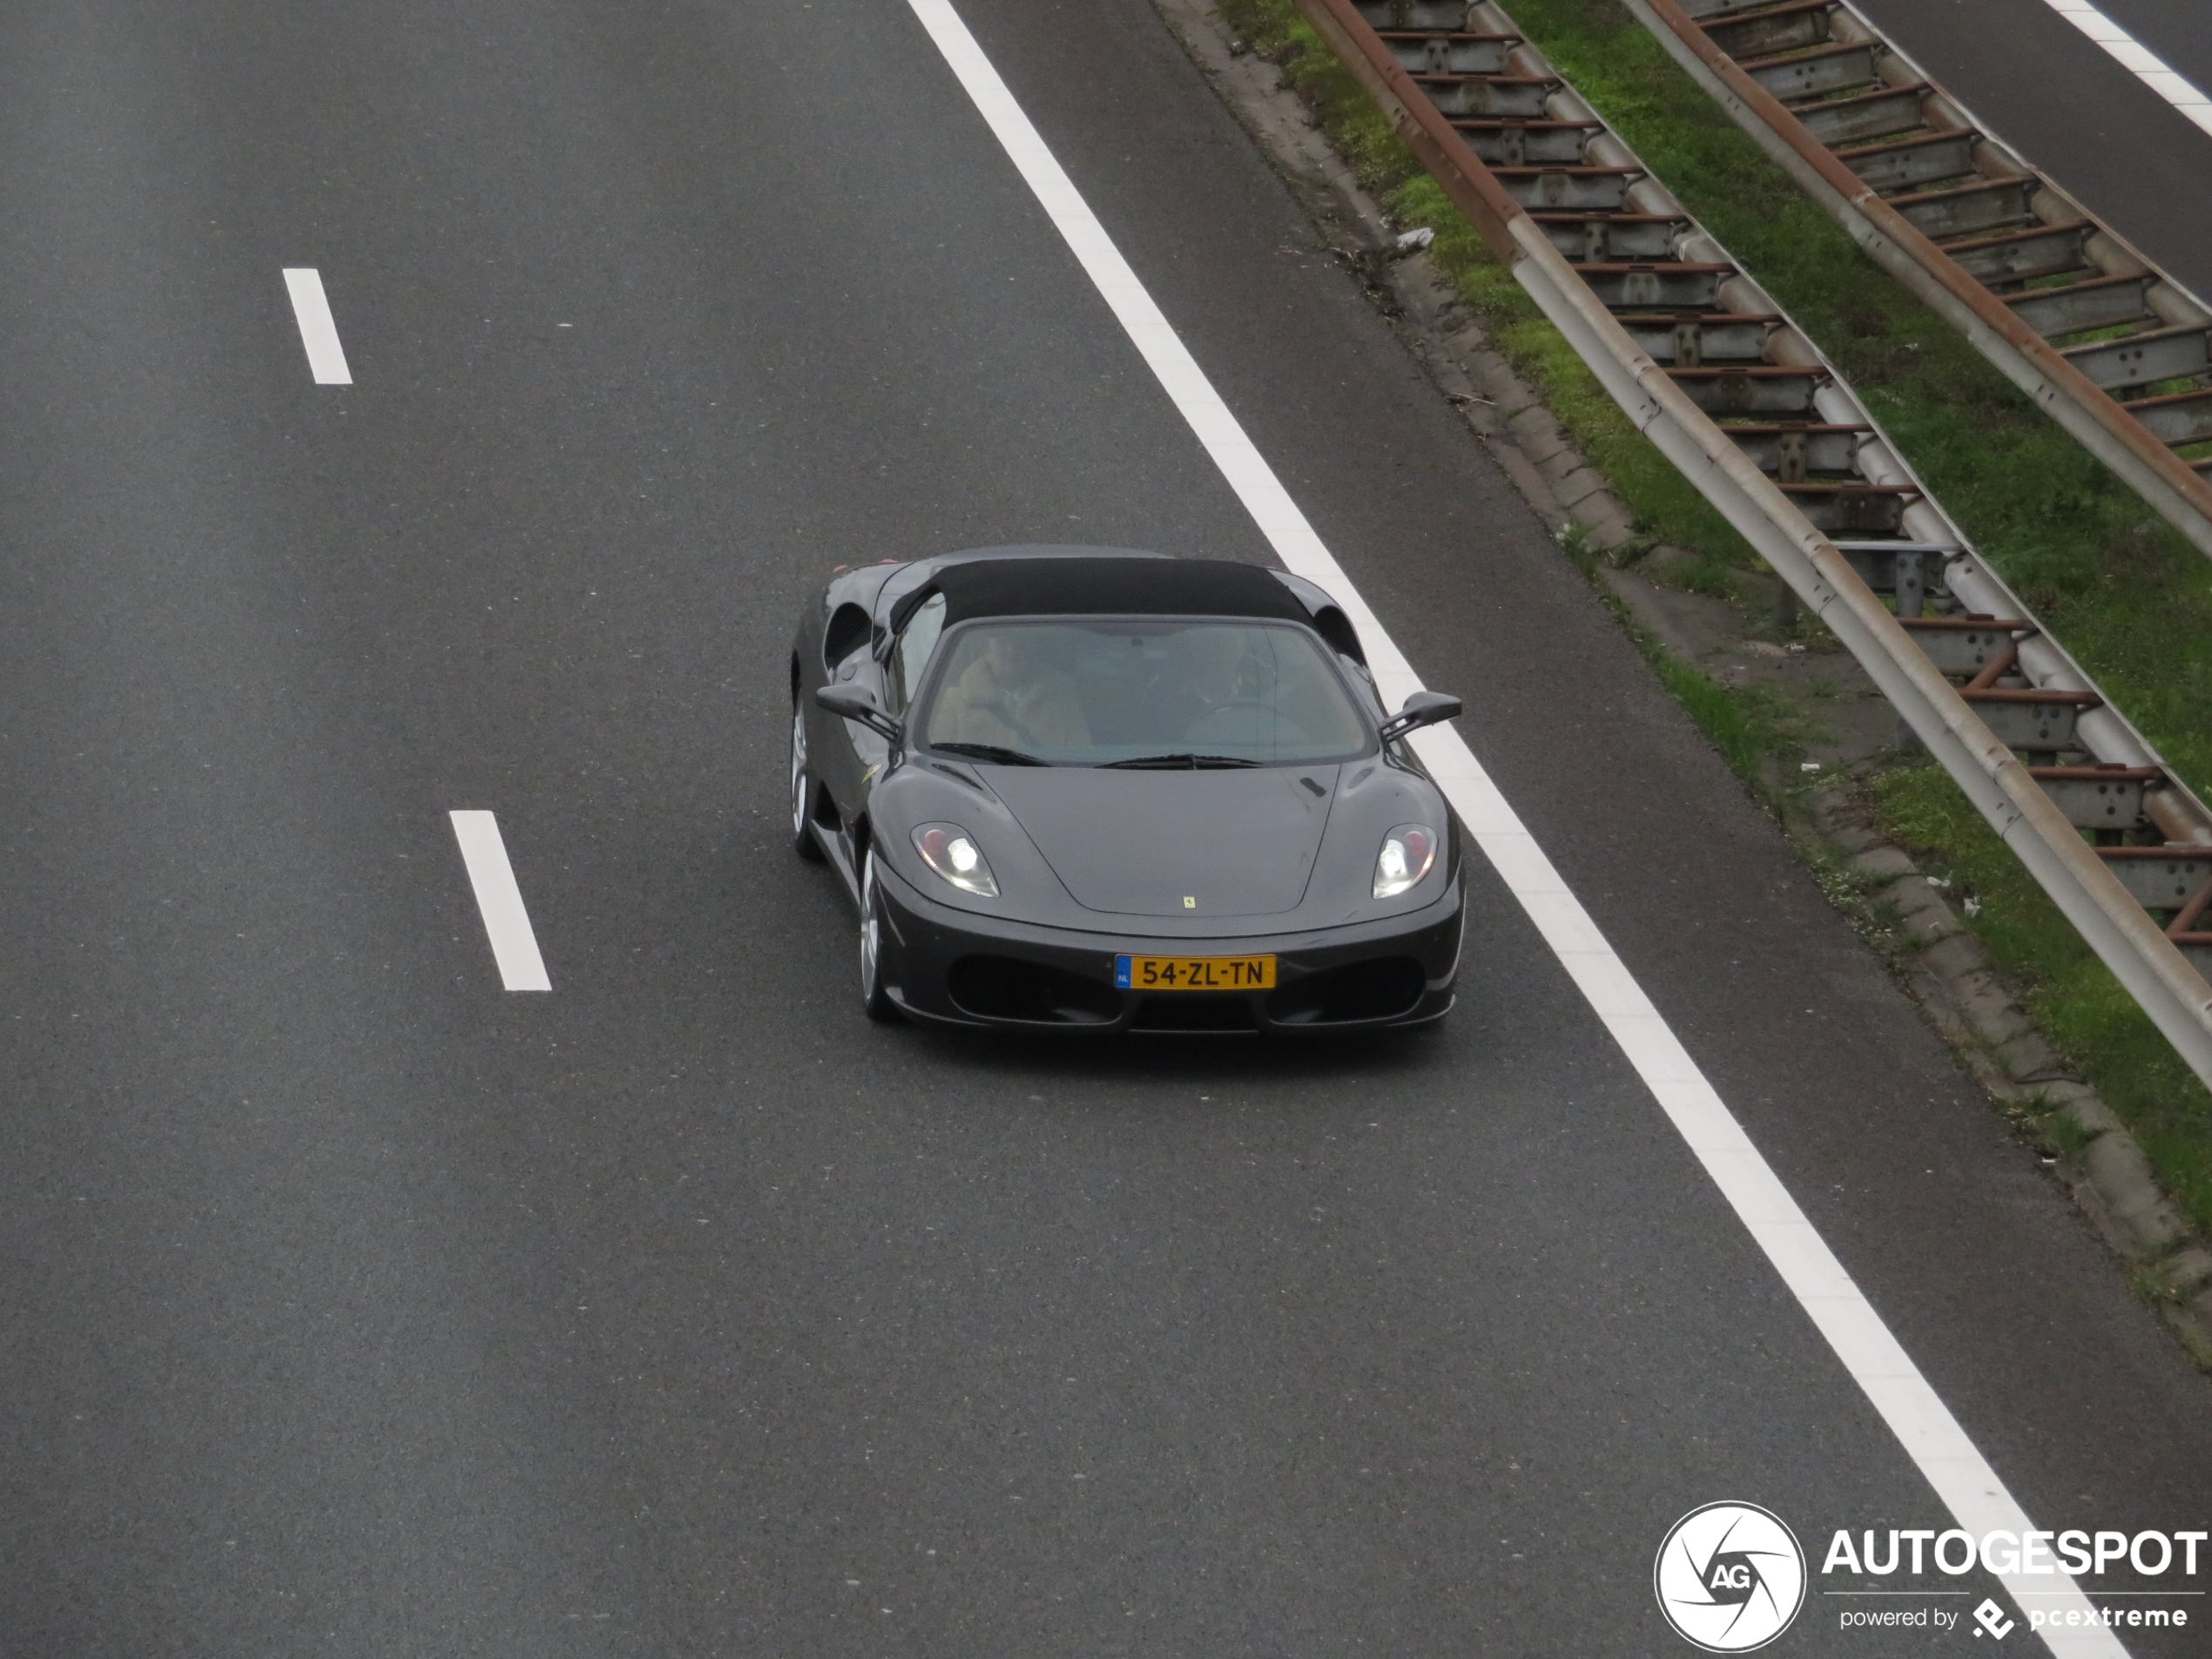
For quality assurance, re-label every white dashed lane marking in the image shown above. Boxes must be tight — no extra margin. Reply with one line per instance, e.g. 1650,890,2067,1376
282,267,354,385
449,811,551,992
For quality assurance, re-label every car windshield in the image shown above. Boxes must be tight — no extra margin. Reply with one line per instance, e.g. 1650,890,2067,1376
915,618,1372,766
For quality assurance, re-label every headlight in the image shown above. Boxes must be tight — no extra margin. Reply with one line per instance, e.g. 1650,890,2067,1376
1373,825,1437,898
912,823,999,898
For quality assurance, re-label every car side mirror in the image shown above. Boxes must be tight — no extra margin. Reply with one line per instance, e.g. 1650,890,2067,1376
815,682,902,742
1378,690,1462,743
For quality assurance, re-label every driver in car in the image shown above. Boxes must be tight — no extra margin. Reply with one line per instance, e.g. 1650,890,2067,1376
933,631,1092,752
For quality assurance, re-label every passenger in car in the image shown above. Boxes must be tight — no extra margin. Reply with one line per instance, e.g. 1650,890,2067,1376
930,630,1092,752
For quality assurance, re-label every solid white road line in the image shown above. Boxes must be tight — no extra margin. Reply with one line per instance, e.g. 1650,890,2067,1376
901,3,2126,1652
449,811,551,992
2041,0,2212,138
282,267,354,385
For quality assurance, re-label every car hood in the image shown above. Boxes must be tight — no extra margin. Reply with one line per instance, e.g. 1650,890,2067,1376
983,765,1340,918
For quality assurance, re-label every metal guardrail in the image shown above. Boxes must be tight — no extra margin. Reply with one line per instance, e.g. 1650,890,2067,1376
1623,0,2212,565
1287,0,2212,1092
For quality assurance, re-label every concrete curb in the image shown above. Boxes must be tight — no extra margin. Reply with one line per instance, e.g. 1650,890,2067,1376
1155,0,2212,1370
1810,786,2212,1366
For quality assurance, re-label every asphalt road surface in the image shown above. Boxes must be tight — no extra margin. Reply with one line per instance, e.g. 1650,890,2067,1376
0,0,2206,1654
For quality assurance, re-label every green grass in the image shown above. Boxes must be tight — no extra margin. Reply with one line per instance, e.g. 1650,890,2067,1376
1652,653,1772,779
1214,0,2212,1236
1871,765,2212,1232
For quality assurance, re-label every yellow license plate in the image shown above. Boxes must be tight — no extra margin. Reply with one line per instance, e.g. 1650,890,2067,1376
1114,954,1276,992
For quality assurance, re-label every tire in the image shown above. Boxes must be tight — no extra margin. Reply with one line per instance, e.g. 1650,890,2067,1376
859,848,901,1022
790,697,825,861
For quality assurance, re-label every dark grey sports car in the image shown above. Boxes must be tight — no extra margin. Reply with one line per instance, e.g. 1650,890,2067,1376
788,547,1466,1032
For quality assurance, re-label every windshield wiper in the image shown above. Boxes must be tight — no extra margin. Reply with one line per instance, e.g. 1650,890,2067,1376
931,741,1049,766
1097,752,1262,769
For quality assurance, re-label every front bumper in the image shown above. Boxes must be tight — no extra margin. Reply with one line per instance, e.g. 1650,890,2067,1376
873,863,1463,1034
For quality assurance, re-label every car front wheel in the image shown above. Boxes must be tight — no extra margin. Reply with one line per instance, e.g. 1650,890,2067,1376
859,848,900,1022
791,698,824,861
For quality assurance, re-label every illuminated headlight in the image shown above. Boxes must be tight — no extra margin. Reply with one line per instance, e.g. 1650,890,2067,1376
913,823,999,898
1373,825,1437,898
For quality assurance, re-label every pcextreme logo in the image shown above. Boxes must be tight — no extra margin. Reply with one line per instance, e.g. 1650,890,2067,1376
1655,1502,1810,1652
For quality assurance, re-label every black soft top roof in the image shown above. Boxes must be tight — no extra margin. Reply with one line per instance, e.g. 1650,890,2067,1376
928,556,1311,628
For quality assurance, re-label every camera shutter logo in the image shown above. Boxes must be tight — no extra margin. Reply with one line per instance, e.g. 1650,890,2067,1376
1654,1502,1808,1651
